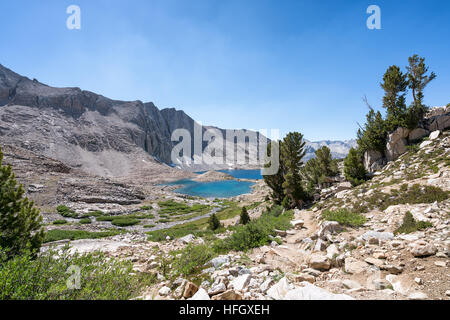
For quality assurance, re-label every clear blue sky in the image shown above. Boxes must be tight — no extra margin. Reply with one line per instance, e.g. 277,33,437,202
1,0,449,141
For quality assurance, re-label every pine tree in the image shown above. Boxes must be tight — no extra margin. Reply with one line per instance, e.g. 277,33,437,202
315,146,338,179
262,141,285,204
208,213,221,231
406,55,436,127
239,206,250,225
380,65,408,130
280,132,309,208
344,148,367,186
0,146,44,258
356,108,387,154
302,146,338,192
407,54,436,109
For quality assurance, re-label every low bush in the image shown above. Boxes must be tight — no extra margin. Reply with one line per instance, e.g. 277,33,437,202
322,209,366,227
158,200,210,216
394,211,433,235
79,218,91,224
213,206,293,252
52,220,68,225
0,246,155,299
56,205,78,219
208,213,221,230
171,244,216,277
111,218,140,227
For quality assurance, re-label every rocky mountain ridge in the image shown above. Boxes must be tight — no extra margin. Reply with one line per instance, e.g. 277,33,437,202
0,63,355,176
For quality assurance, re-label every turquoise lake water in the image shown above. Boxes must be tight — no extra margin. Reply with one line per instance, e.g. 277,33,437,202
164,169,261,198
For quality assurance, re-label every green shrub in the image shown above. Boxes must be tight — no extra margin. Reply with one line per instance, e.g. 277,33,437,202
171,244,216,277
143,224,155,228
95,216,115,222
111,218,140,227
82,210,104,218
44,230,121,243
381,184,449,210
140,205,152,210
322,209,367,227
0,246,155,299
239,207,251,225
79,218,91,224
344,148,368,187
56,205,79,219
208,214,221,230
394,211,433,234
158,200,210,216
52,220,68,225
213,206,293,252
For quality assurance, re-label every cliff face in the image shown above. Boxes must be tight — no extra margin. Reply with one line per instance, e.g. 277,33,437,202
0,64,266,175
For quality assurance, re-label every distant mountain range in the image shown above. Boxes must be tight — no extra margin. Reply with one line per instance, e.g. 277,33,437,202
0,64,355,177
304,139,357,161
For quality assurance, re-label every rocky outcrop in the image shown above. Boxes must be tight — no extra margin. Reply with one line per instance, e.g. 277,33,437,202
408,128,429,142
363,150,385,173
386,127,410,161
426,106,450,132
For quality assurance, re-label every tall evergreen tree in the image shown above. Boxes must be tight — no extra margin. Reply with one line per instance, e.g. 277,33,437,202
315,146,338,179
280,132,308,208
407,54,436,109
263,141,285,204
0,146,44,258
380,65,408,130
406,54,436,126
344,148,367,186
356,108,387,154
302,146,338,193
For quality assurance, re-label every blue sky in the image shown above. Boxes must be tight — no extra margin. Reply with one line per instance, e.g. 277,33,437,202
1,0,449,141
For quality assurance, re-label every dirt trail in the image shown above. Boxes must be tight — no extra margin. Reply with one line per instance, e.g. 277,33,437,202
249,209,320,273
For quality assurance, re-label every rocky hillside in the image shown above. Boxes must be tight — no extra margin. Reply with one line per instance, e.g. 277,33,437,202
45,125,449,300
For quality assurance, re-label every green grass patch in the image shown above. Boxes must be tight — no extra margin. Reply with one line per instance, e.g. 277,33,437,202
322,208,367,227
82,210,104,218
78,218,91,224
44,229,122,243
56,205,79,219
158,200,210,217
147,201,241,241
111,217,140,227
52,219,68,225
